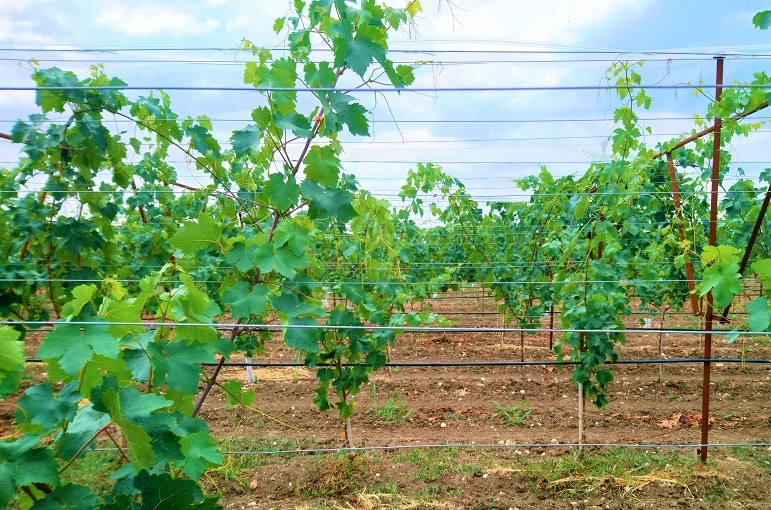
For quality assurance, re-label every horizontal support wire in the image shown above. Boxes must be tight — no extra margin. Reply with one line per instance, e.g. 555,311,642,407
4,321,767,336
1,46,768,56
88,441,771,457
2,84,768,93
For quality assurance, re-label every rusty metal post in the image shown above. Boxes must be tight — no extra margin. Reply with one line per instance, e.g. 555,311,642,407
701,56,724,463
666,152,700,316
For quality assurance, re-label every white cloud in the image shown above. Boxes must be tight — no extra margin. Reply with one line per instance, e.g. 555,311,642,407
400,0,640,48
95,3,219,37
0,14,61,45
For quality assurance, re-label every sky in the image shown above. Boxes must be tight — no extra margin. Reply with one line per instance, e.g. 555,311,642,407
1,0,770,209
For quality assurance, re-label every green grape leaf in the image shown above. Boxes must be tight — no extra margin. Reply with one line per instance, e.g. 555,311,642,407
178,273,213,318
226,242,260,273
222,282,269,319
274,111,312,138
271,292,323,352
101,295,147,337
698,262,742,310
0,326,23,397
303,145,340,187
148,340,223,394
284,316,321,352
186,124,221,154
700,245,740,266
0,435,60,507
304,61,336,88
132,470,221,509
253,244,307,279
753,10,771,29
80,355,133,397
272,221,311,257
263,172,300,211
335,26,386,77
383,61,415,88
573,195,589,220
221,380,256,408
595,369,614,386
16,382,80,435
230,124,262,156
57,403,112,461
322,92,369,137
751,258,771,288
91,376,172,469
300,179,356,222
38,321,119,376
29,483,100,510
169,214,224,254
177,432,223,479
61,284,97,318
746,297,771,331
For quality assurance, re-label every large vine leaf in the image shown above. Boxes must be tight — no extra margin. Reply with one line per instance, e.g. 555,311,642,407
38,321,120,377
0,435,60,507
16,382,80,435
28,484,99,509
303,145,341,187
148,339,230,395
90,376,172,469
698,262,742,310
169,214,224,254
221,282,269,319
178,432,223,479
131,470,221,509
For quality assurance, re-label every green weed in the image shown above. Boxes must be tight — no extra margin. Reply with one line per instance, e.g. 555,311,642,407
492,399,532,425
372,389,415,423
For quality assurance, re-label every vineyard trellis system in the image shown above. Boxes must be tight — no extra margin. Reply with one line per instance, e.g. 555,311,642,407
2,2,771,507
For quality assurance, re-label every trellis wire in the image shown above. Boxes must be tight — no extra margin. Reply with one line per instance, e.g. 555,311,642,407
6,320,770,336
18,357,771,367
90,441,771,457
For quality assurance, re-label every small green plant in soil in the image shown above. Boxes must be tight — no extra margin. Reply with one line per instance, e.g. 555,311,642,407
371,388,415,423
493,399,532,425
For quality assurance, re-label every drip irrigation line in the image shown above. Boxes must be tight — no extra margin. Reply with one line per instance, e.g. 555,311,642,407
23,357,770,368
205,357,769,368
89,441,771,457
